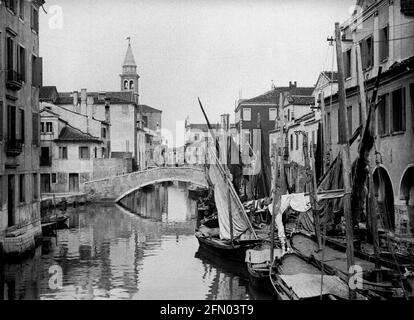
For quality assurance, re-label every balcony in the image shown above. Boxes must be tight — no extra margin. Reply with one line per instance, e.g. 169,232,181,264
5,139,23,157
40,155,52,166
6,70,23,91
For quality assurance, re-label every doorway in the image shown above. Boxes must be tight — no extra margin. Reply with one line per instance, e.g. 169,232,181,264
41,174,51,193
69,173,79,192
8,175,15,227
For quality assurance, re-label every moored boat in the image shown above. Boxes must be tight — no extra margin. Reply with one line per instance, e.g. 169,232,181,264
270,251,366,300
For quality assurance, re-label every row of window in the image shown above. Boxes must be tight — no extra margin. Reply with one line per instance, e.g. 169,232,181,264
377,85,411,135
0,102,39,146
41,146,107,160
4,33,43,87
241,107,277,122
343,25,389,78
40,121,108,139
5,0,39,32
324,84,413,144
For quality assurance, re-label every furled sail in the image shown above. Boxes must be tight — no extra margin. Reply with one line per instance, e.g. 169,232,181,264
206,145,257,241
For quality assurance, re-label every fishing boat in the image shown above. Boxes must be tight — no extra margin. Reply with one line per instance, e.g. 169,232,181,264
195,99,262,262
269,251,365,300
290,232,411,299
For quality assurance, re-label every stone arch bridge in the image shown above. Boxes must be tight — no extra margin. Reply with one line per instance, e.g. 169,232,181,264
83,166,208,202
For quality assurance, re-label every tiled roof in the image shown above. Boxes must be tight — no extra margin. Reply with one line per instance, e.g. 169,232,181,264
56,125,102,143
140,104,162,113
240,85,315,106
287,95,315,105
56,91,136,105
40,86,59,102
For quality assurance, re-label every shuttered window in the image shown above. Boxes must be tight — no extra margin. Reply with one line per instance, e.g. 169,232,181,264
19,109,25,143
18,45,26,82
79,146,90,159
32,112,39,146
32,56,43,88
361,36,374,70
391,87,406,133
377,94,389,136
343,49,352,78
0,101,3,141
379,26,389,62
411,84,414,130
7,105,16,142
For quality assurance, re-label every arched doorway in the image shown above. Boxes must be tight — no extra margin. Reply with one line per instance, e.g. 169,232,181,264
373,167,395,231
400,165,414,236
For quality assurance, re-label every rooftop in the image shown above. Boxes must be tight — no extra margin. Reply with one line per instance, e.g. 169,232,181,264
237,82,314,110
56,125,102,143
286,95,315,106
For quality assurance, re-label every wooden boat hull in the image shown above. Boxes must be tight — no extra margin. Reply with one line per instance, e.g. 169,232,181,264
41,216,69,232
196,235,258,263
290,232,410,299
269,252,358,300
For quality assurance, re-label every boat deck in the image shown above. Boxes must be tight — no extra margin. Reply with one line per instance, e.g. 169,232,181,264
291,233,376,276
279,273,352,299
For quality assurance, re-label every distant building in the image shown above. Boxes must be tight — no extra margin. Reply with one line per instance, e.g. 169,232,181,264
0,0,45,256
235,82,314,198
39,107,105,193
269,93,318,192
39,41,162,172
184,115,237,166
324,0,414,236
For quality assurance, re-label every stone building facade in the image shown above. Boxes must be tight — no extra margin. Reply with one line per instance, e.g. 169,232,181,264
0,0,45,256
324,0,414,236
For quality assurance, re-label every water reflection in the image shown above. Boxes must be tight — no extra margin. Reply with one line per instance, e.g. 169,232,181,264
0,182,271,300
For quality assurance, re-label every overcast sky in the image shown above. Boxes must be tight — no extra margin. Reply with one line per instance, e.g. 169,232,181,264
40,0,355,139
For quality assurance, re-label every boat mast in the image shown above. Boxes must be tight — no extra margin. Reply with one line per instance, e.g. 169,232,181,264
198,98,257,240
270,92,286,263
301,131,322,251
334,22,356,300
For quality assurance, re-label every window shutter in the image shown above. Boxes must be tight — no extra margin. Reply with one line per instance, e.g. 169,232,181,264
361,39,368,69
32,56,43,87
0,101,3,141
32,112,39,146
411,84,414,130
402,87,406,131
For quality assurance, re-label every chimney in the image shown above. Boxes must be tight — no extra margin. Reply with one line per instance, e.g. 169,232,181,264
73,91,78,106
220,114,230,131
80,88,87,115
289,81,297,88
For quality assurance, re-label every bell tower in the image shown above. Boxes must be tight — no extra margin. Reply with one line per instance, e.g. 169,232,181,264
120,37,139,103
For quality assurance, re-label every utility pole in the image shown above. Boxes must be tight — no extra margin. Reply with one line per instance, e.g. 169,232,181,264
335,22,356,300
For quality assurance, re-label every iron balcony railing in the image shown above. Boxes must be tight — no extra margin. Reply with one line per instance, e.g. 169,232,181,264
5,138,23,156
6,70,23,90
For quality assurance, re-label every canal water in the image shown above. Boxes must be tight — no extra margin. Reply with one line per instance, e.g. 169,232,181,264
0,182,272,300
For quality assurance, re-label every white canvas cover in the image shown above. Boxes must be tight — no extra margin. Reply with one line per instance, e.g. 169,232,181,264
208,163,255,241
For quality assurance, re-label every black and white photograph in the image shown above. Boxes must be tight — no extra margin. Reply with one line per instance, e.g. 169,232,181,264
1,0,414,306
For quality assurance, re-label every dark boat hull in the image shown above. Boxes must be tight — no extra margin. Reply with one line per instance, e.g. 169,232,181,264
196,235,258,263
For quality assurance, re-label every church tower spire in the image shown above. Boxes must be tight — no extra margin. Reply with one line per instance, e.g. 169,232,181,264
120,37,139,103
